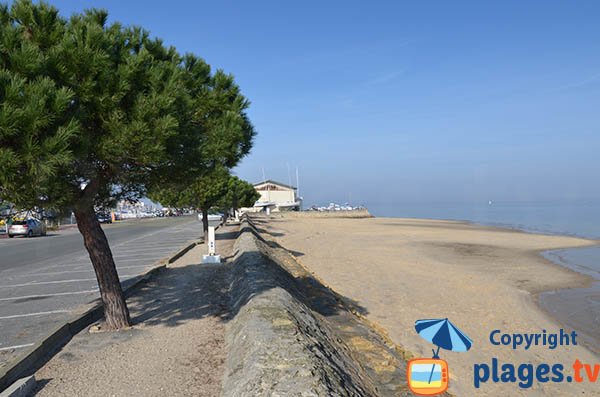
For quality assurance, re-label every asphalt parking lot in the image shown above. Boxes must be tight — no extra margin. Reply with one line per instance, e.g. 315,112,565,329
0,215,211,368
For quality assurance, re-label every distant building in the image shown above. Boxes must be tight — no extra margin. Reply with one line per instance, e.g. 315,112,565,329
250,180,302,212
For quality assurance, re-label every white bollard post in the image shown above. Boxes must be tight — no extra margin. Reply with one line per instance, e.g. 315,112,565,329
208,226,216,255
202,226,221,264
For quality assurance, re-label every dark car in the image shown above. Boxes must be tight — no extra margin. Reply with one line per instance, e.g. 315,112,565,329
96,213,112,224
8,218,47,238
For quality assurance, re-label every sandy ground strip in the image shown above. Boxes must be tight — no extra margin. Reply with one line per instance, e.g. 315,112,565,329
266,215,599,397
33,226,237,397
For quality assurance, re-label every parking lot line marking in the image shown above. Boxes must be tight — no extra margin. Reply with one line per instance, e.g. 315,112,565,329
110,226,170,245
114,254,162,259
23,255,160,275
0,343,35,352
114,257,162,263
116,249,169,254
116,250,160,254
0,310,70,320
10,265,149,279
0,289,98,302
33,262,92,270
7,269,92,278
126,240,179,245
0,275,137,288
117,265,151,270
115,250,166,255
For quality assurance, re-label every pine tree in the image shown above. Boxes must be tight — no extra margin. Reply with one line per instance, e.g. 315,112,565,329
0,1,255,329
149,63,257,235
150,167,229,235
221,176,260,217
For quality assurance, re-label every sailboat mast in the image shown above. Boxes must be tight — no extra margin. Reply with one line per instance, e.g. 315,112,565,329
296,166,300,199
262,167,270,201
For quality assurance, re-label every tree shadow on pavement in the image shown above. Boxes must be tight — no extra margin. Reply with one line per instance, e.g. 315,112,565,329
128,263,231,327
215,231,238,241
125,221,367,330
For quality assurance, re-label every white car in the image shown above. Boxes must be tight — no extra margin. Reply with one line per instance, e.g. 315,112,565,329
197,213,223,222
8,218,47,238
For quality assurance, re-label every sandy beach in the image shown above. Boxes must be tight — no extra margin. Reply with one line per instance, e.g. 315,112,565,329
264,215,599,396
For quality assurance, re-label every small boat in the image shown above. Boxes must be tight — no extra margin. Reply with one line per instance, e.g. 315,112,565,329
276,201,302,211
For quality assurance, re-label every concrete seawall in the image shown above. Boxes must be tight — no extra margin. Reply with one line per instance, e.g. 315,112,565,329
222,219,377,396
222,216,441,396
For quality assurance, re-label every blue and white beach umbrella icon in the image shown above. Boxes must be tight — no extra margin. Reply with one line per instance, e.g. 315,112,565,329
415,318,473,384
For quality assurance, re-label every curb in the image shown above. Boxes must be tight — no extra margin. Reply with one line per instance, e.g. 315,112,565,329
168,240,199,264
0,238,201,393
0,376,36,397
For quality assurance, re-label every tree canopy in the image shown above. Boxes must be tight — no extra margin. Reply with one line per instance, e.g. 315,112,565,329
0,0,256,328
150,168,259,233
221,175,260,211
149,167,230,213
0,1,255,212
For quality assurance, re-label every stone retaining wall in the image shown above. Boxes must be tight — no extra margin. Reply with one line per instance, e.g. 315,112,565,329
222,220,377,396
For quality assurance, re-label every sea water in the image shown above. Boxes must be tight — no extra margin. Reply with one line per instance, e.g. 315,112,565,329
369,200,600,238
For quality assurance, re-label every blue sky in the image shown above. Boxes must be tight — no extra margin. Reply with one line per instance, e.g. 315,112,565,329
42,1,600,207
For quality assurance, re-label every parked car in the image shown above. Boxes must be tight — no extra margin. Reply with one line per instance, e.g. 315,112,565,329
8,218,47,238
197,212,224,222
96,213,112,224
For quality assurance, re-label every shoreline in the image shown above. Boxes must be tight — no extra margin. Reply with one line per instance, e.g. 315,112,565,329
269,213,600,396
366,212,600,352
379,214,600,354
404,217,600,357
375,212,600,241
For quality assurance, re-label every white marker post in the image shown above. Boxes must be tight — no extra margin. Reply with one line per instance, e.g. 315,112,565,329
208,226,216,255
202,226,221,264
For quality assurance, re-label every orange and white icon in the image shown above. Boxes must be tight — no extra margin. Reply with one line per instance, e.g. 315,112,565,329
407,358,449,396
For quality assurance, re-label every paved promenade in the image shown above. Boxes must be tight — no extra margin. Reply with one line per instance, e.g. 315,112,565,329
0,216,208,368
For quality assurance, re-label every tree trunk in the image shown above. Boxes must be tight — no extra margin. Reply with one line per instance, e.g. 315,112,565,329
222,210,229,224
74,204,131,329
201,207,209,236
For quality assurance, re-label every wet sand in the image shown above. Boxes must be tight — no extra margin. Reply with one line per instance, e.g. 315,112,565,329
265,215,599,396
540,247,600,353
